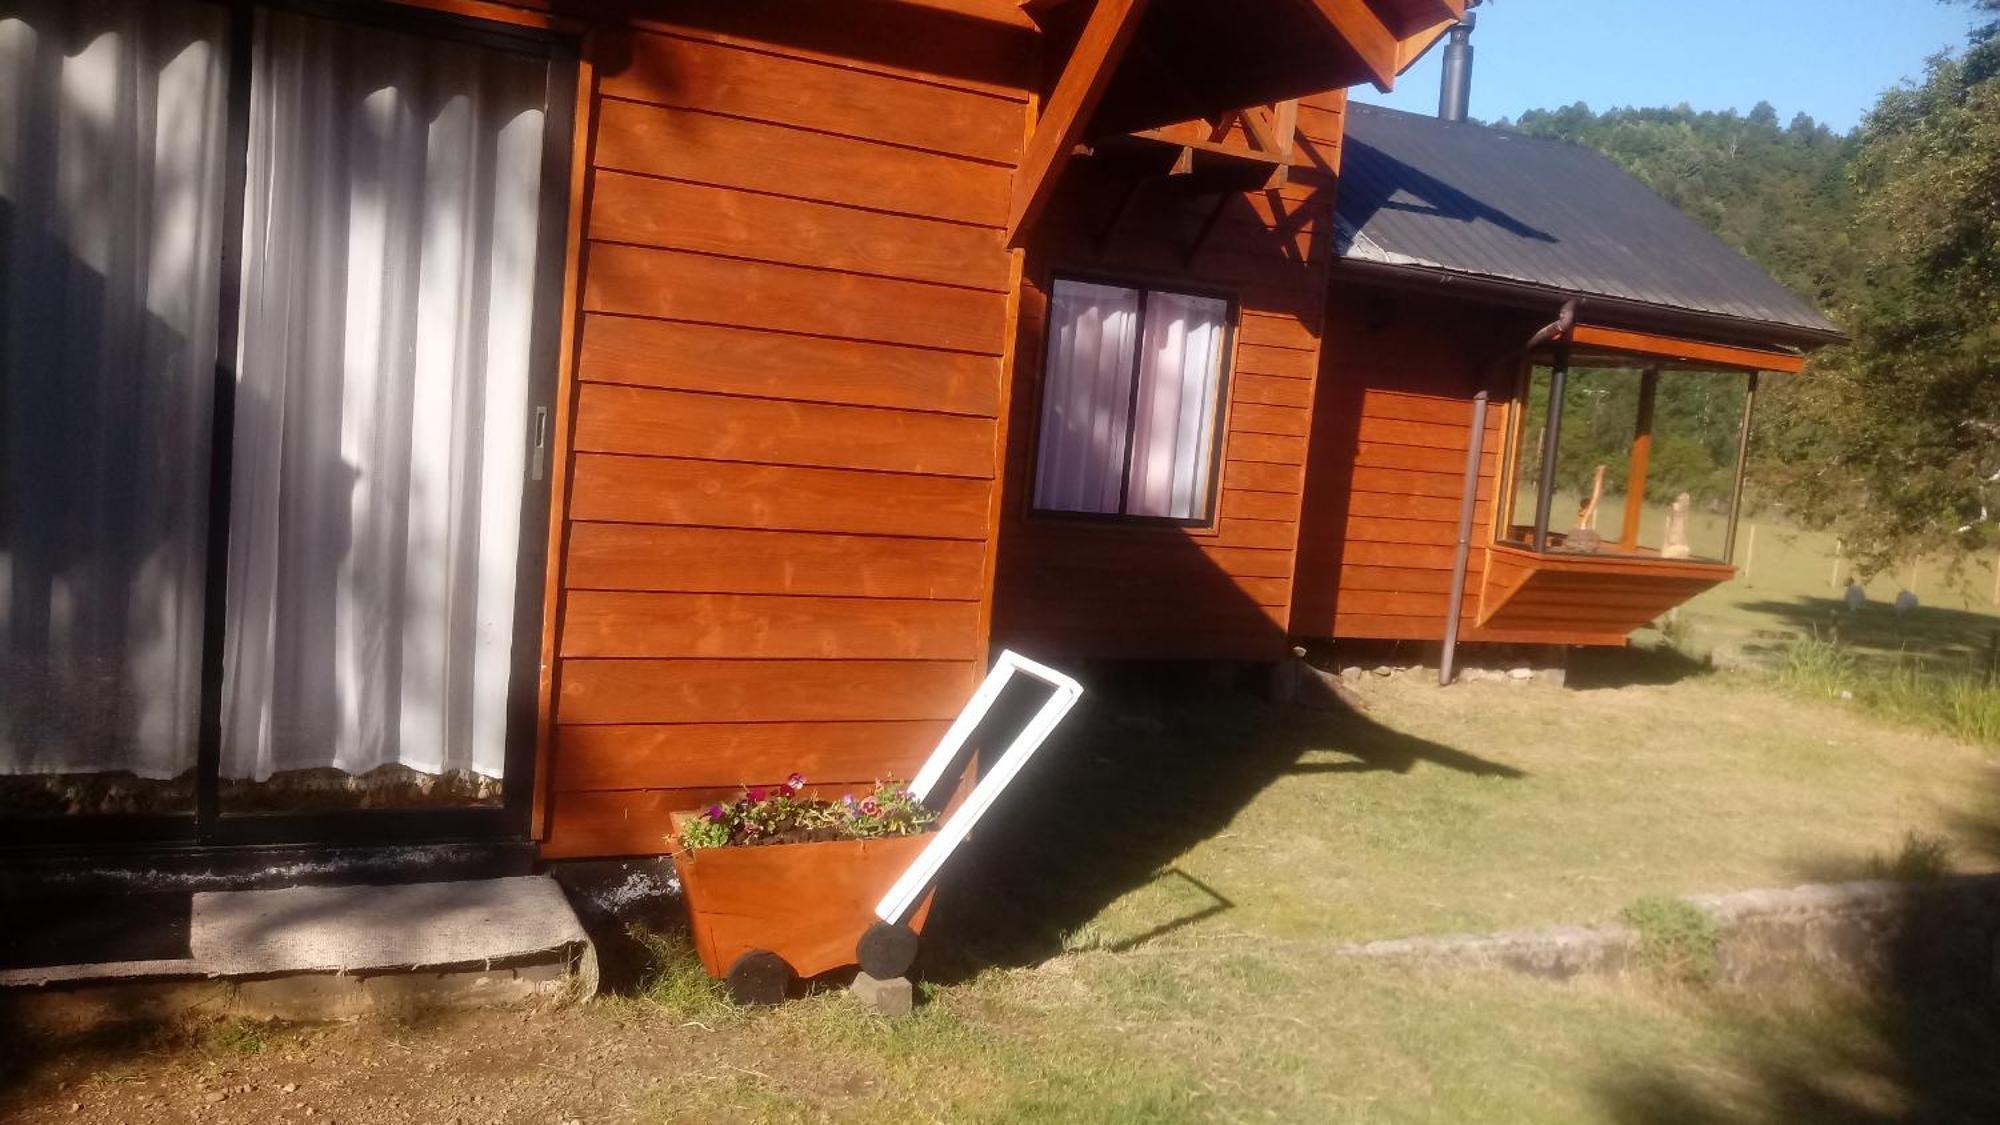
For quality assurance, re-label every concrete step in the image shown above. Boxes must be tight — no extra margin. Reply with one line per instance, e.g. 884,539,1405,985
0,875,596,1026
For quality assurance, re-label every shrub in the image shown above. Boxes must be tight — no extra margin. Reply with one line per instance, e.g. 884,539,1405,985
1622,896,1722,985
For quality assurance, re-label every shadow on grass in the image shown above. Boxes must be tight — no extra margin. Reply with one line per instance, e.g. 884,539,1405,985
1565,642,1717,691
1732,596,2000,671
919,663,1524,979
1598,818,2000,1121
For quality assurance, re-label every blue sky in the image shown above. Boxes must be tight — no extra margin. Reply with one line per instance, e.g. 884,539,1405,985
1352,0,1985,133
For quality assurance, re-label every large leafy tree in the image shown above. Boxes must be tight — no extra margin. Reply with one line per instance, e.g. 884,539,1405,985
1789,3,2000,571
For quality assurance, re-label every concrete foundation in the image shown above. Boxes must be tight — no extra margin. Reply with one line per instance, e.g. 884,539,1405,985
0,875,595,1026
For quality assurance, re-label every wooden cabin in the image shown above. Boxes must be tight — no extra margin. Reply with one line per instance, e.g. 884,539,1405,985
0,0,1484,870
1290,104,1842,654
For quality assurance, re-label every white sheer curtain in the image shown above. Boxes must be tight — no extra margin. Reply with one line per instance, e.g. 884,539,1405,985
222,10,545,782
1033,280,1139,515
1032,280,1228,520
1127,292,1228,520
0,0,228,779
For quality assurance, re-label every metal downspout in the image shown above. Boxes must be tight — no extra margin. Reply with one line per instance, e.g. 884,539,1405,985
1723,372,1760,563
1441,300,1577,686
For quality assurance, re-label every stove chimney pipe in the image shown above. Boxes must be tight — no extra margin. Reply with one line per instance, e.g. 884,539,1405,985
1438,13,1475,123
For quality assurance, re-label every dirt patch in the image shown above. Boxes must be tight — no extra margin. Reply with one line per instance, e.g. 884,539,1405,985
0,1004,702,1125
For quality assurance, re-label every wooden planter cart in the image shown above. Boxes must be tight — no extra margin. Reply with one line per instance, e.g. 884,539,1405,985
670,651,1085,1004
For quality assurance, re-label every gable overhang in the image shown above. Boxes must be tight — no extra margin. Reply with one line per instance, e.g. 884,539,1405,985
1003,0,1468,242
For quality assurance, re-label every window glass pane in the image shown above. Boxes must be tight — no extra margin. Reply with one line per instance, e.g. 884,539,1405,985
1505,366,1744,562
1127,292,1227,520
1033,279,1139,516
0,0,229,812
220,9,547,809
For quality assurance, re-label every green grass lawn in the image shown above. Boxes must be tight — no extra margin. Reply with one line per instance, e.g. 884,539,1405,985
15,661,2000,1124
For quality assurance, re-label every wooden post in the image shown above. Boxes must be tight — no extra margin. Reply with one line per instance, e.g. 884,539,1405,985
1830,538,1844,590
1743,524,1757,582
1991,552,2000,605
1621,367,1659,551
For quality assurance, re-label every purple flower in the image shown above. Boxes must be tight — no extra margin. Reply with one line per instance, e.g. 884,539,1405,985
747,787,769,803
704,804,726,822
785,772,807,793
841,793,857,808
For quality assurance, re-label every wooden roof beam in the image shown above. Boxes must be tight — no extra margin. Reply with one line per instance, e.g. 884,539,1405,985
1006,0,1152,246
1566,324,1808,375
892,0,1042,30
1291,0,1400,90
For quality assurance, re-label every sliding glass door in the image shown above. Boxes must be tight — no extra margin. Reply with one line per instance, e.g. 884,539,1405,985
0,0,571,844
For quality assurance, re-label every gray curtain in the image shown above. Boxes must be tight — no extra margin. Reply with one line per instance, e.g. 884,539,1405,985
221,10,546,781
0,0,229,779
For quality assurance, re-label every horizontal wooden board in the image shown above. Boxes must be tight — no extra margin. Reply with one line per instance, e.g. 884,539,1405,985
1352,441,1497,476
594,97,1008,227
569,454,992,539
1224,459,1306,493
1234,342,1320,380
1225,432,1307,466
1355,415,1481,450
589,170,1010,291
1347,465,1495,500
1219,517,1299,550
558,658,977,725
561,591,982,660
1333,540,1463,569
1325,588,1455,617
1236,312,1319,353
1359,393,1508,430
552,720,950,792
578,315,1001,417
604,29,1023,165
1347,491,1490,523
997,561,1292,607
1333,565,1463,594
1228,402,1310,437
573,384,996,478
584,242,1008,355
565,523,986,599
1231,372,1315,409
1001,594,1287,635
1221,488,1302,523
1341,515,1463,546
1002,530,1298,579
621,0,1034,101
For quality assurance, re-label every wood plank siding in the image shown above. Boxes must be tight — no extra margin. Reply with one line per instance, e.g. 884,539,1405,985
990,94,1348,661
1290,283,1546,643
539,2,1034,858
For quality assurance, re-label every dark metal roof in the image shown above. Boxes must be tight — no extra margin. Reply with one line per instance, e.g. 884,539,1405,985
1334,102,1845,345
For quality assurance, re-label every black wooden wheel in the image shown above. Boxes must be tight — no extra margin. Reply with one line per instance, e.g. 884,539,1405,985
855,921,920,980
726,949,792,1006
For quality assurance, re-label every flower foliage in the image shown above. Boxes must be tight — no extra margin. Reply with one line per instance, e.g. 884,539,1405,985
677,774,937,850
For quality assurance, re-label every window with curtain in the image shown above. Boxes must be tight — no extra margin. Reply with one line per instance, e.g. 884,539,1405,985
1032,279,1233,523
0,0,559,816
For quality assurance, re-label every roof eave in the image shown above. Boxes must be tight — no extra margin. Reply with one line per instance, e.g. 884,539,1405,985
1331,257,1851,353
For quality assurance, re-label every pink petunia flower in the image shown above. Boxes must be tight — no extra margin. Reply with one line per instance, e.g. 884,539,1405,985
747,787,769,803
785,772,807,793
704,805,726,822
859,796,881,817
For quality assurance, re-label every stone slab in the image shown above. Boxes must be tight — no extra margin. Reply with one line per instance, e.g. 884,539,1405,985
0,875,593,990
